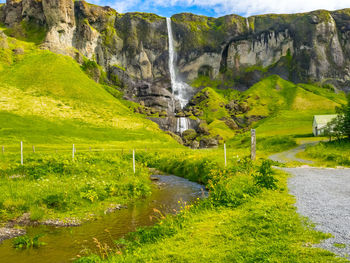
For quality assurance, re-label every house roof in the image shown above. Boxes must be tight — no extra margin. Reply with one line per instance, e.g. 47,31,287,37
313,115,338,125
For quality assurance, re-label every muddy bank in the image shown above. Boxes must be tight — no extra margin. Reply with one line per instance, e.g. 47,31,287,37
0,203,128,243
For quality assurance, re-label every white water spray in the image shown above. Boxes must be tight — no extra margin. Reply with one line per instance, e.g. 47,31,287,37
167,17,193,134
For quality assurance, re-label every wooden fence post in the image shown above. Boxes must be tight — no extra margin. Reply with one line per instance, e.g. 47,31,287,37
224,143,227,167
32,145,35,153
2,146,4,154
133,149,136,174
72,144,75,161
251,129,256,161
21,141,23,165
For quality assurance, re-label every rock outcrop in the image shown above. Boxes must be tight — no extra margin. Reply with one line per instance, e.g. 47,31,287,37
2,1,350,99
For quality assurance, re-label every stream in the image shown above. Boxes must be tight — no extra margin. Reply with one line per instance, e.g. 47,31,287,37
0,175,205,263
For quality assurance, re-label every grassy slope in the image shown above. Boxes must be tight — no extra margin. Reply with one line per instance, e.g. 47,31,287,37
191,75,345,150
0,34,177,149
226,76,346,156
246,76,343,137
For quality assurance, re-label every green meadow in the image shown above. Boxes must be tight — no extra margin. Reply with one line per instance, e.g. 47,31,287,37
0,24,349,263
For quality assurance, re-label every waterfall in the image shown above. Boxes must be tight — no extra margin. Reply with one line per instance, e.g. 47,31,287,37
166,17,192,134
246,18,250,31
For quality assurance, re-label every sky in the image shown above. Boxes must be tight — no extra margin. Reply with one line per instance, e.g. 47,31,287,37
0,0,349,17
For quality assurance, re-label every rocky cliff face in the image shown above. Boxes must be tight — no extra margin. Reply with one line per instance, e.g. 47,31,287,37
1,1,350,108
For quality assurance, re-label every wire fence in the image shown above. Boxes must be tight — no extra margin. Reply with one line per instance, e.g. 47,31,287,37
0,129,257,169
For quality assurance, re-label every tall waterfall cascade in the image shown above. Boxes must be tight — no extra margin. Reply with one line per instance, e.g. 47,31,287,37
166,17,193,134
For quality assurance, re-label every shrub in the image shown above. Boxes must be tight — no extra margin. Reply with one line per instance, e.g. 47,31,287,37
42,194,67,210
253,160,278,190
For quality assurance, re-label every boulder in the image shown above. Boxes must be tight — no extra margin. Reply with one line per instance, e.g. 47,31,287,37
199,137,218,148
190,140,200,149
182,129,197,144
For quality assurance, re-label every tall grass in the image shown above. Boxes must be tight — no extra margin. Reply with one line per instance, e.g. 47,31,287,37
0,152,152,222
304,140,350,166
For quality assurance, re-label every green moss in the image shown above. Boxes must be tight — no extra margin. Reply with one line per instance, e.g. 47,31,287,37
126,12,165,22
193,87,230,124
171,13,245,52
81,59,108,84
208,119,235,141
113,64,126,71
1,20,47,45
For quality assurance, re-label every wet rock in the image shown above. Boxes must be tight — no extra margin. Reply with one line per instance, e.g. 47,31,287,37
104,204,126,215
149,117,199,134
150,176,160,181
41,218,81,227
0,227,26,243
175,111,185,117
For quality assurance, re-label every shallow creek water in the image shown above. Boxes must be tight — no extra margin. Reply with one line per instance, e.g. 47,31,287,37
0,175,205,263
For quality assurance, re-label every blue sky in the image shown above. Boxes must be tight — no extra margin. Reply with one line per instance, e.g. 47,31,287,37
1,0,349,17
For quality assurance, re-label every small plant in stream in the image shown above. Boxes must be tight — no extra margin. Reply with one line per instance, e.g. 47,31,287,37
13,234,46,249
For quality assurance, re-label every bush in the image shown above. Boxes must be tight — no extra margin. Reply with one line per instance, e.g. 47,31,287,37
253,160,278,190
42,194,67,210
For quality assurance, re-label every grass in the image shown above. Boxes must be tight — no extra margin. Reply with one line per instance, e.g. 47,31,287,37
77,153,347,263
0,34,178,148
301,139,350,167
0,152,152,222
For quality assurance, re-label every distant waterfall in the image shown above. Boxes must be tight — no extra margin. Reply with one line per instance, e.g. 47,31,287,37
166,17,192,134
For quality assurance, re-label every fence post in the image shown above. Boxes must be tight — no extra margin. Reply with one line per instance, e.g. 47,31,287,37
32,145,35,153
133,149,135,174
21,141,23,165
2,146,4,154
224,143,227,167
251,129,256,161
72,144,75,161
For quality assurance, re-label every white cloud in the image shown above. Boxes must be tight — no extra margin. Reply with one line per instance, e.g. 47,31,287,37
97,0,350,17
1,0,348,17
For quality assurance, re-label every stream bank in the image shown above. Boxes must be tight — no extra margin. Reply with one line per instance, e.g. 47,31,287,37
0,175,205,263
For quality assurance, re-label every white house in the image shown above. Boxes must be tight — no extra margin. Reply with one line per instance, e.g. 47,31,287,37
313,115,338,136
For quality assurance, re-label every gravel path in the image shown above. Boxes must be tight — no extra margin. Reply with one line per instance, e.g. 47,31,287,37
285,167,350,258
270,143,316,164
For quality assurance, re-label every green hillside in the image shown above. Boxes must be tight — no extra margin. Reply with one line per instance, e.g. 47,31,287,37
247,76,345,137
0,34,177,149
190,75,346,146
